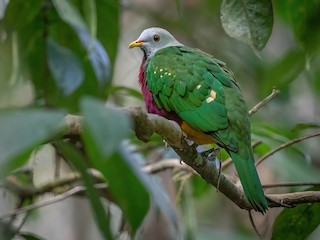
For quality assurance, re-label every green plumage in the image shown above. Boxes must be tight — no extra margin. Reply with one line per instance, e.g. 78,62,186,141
146,46,268,213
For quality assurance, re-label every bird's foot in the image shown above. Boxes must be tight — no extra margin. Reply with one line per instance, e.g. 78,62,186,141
163,140,169,149
200,147,222,191
200,147,220,161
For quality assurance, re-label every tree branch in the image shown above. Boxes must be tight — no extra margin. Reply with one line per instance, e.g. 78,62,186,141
248,89,280,116
4,87,318,216
263,182,320,189
58,106,320,211
255,132,320,167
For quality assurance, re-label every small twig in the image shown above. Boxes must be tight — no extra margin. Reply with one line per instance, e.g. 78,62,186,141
142,158,195,174
263,182,320,189
54,150,61,179
249,89,280,116
175,172,193,204
0,183,106,219
266,191,320,207
255,132,320,167
248,211,261,239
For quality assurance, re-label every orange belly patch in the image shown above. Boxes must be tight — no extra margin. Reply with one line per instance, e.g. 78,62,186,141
181,121,215,145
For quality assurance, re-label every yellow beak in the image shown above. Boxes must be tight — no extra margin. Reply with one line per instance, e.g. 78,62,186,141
129,39,143,48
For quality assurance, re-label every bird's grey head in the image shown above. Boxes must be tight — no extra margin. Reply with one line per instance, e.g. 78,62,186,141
129,27,183,58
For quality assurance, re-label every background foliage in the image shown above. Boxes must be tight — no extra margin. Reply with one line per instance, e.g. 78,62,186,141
0,0,320,239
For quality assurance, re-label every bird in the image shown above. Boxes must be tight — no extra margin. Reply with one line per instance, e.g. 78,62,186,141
129,27,268,213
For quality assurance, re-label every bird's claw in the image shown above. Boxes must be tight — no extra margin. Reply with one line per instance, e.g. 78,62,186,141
163,140,169,149
200,147,220,161
200,147,222,191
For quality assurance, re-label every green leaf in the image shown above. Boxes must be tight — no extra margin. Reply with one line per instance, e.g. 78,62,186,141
292,123,320,133
121,146,179,230
80,97,151,233
80,97,131,159
51,0,87,31
47,38,84,95
274,0,320,52
95,0,120,63
0,109,65,177
82,0,97,40
191,174,211,198
0,220,15,239
78,32,111,86
272,203,320,240
56,142,113,240
261,49,306,93
2,0,42,30
19,232,46,240
52,0,111,87
99,151,150,234
106,85,143,100
220,0,273,52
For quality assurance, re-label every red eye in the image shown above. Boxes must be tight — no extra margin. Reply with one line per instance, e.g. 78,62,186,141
153,35,160,42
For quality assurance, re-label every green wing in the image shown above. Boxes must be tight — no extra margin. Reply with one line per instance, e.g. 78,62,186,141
147,46,243,151
146,46,268,213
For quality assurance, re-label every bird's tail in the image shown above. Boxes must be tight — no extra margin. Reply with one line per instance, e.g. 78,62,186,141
229,149,268,213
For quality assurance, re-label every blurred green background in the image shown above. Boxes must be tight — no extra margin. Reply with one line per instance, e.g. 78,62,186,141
0,0,320,239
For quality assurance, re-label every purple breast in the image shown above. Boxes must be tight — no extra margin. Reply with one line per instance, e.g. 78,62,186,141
138,58,181,124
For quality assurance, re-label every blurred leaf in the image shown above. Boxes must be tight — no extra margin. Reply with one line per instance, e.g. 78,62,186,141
0,220,15,239
292,123,320,133
174,0,181,17
98,151,150,234
56,142,113,240
19,232,46,240
80,97,131,159
95,0,119,63
268,149,319,182
51,0,87,31
121,145,179,230
261,49,306,93
181,182,197,240
197,227,253,240
272,203,320,240
274,0,320,52
80,97,150,233
252,141,271,157
220,0,273,52
82,0,97,40
3,0,42,30
0,109,65,177
47,38,84,95
52,0,111,87
107,85,143,100
192,174,211,198
78,31,111,86
252,123,293,143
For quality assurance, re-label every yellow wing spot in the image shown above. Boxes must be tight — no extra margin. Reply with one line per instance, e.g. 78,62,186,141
160,68,163,72
206,90,217,103
196,84,202,89
160,75,163,78
168,73,172,76
154,71,157,74
164,72,168,75
210,90,216,99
